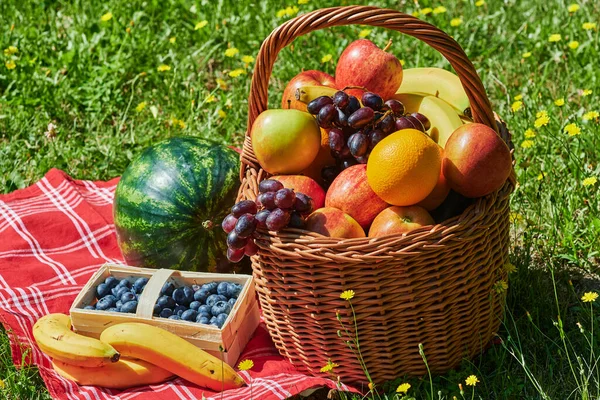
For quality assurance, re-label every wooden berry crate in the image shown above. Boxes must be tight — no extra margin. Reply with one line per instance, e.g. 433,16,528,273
69,264,260,366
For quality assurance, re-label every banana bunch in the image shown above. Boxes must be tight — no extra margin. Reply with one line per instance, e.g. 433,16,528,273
33,313,245,390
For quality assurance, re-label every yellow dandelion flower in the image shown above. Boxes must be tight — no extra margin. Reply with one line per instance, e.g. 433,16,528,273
534,114,550,128
368,382,374,391
582,177,597,186
412,11,420,17
5,60,16,70
582,292,598,302
135,102,147,112
583,111,599,121
205,94,217,103
101,12,113,22
157,64,171,72
320,360,339,373
493,280,509,293
511,101,523,112
554,98,565,106
568,41,579,49
568,4,580,13
276,9,287,18
321,54,333,63
277,6,299,18
522,51,532,58
238,359,254,371
520,140,534,149
548,34,562,42
510,212,524,223
583,22,597,30
216,78,228,90
225,47,239,57
340,290,355,300
536,110,548,118
451,18,463,27
218,109,227,119
298,0,309,4
194,20,208,30
524,129,536,138
582,89,592,96
420,7,433,15
514,94,523,101
170,118,186,129
225,98,233,108
359,29,371,38
396,383,411,393
241,55,255,64
0,379,4,389
3,46,18,56
475,0,485,6
537,173,544,181
564,123,581,136
229,68,246,78
433,6,447,14
505,262,517,274
169,37,176,44
466,375,479,386
400,59,405,66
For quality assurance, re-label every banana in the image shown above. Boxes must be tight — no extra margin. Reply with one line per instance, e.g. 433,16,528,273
33,313,120,367
396,68,471,115
295,85,338,105
393,93,463,147
52,358,174,389
100,323,245,391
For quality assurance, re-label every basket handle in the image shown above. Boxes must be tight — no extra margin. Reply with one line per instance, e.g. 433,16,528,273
246,5,497,134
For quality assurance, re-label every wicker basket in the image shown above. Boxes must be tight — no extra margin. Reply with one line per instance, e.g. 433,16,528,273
237,6,516,384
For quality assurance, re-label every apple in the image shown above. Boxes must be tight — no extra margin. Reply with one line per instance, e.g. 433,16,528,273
251,109,321,175
325,164,388,229
335,39,403,100
281,70,337,112
305,207,365,238
430,190,474,224
299,128,337,186
417,166,451,211
368,206,434,237
271,175,326,210
443,123,512,198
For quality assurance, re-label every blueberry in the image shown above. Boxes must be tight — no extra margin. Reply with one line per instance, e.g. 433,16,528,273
172,287,194,306
96,283,111,299
157,295,176,310
228,298,237,307
121,300,138,313
161,282,175,296
206,294,227,307
168,315,181,320
181,309,198,322
215,313,228,328
193,289,210,304
196,316,210,324
107,307,119,312
83,305,95,310
95,298,111,311
104,276,119,288
116,279,131,288
115,286,130,299
198,304,212,315
160,308,173,318
120,292,136,304
197,311,211,320
211,301,232,317
202,282,219,294
116,300,123,309
174,305,187,316
192,284,201,292
103,294,117,305
153,304,162,316
189,301,201,310
217,282,230,296
209,316,217,326
133,277,148,293
227,283,243,299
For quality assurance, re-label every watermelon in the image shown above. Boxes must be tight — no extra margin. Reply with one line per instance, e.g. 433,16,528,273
113,137,243,272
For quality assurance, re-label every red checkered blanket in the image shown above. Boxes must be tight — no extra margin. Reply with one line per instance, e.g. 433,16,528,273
0,169,351,400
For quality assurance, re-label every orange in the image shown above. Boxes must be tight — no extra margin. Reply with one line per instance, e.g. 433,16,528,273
367,129,442,206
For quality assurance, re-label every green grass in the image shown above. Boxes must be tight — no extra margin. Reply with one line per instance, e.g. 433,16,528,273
1,0,599,398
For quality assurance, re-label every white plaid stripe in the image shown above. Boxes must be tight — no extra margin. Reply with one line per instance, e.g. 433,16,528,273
80,180,115,205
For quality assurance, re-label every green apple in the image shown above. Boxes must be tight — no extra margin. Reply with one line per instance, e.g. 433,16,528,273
251,109,321,175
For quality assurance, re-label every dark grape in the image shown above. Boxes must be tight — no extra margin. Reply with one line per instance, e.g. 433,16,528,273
265,208,291,231
321,166,339,184
234,214,257,238
379,113,396,134
244,240,259,256
338,145,352,159
332,91,350,109
226,230,248,249
317,104,336,128
294,193,313,214
255,210,270,228
361,92,384,111
411,112,431,130
340,158,358,170
334,108,348,127
374,111,385,122
231,200,257,217
395,117,415,131
384,99,405,116
227,247,245,263
346,96,361,115
328,128,345,152
404,115,425,132
368,129,387,150
257,192,276,210
259,179,284,193
307,96,333,115
221,214,237,233
356,156,369,164
274,188,296,209
348,132,369,157
288,211,305,229
348,107,375,129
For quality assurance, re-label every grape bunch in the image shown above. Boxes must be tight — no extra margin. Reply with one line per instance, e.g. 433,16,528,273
222,179,314,262
306,90,431,185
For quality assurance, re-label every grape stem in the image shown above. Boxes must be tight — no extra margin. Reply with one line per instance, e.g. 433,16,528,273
383,39,393,52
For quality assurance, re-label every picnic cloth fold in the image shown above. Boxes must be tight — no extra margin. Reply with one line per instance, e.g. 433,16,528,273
0,168,351,400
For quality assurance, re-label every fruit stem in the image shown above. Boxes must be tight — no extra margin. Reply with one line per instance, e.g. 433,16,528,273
202,220,214,230
383,39,393,52
341,85,369,92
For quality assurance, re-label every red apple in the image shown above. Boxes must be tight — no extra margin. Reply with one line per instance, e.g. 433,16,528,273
417,166,451,211
335,39,403,100
368,206,434,237
299,128,337,186
325,164,388,229
443,123,512,198
271,175,326,210
281,70,337,112
305,207,365,238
